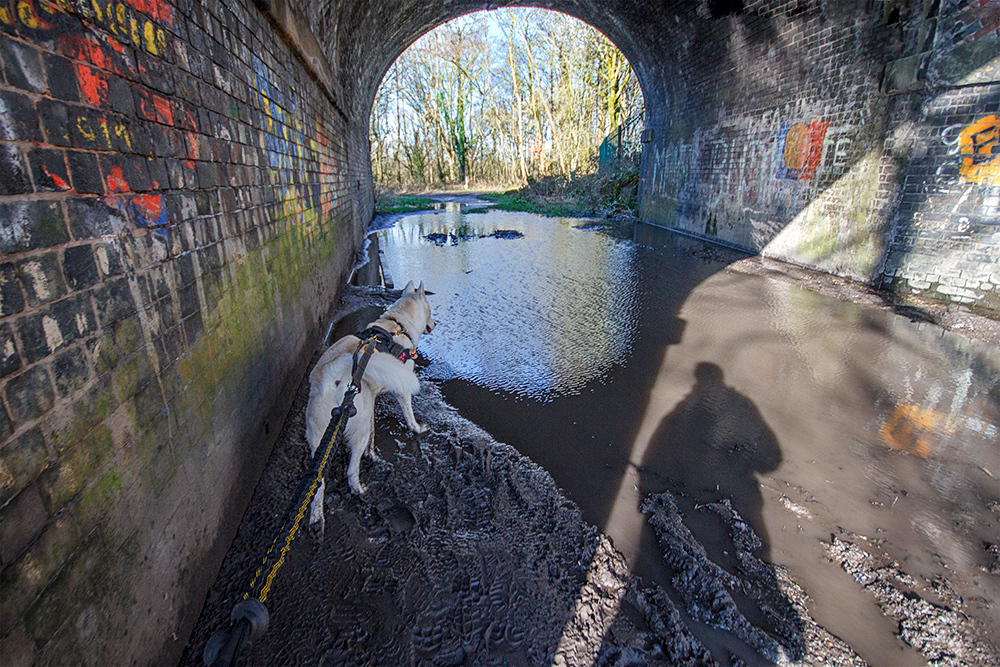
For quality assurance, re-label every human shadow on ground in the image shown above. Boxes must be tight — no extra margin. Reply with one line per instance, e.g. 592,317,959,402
636,362,807,664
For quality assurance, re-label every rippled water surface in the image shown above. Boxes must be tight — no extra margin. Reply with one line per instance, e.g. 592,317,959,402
379,205,1000,666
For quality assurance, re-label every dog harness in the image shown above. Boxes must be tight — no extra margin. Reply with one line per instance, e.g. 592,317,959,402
353,324,416,367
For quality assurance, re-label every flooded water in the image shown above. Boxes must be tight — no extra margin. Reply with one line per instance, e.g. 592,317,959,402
378,203,1000,666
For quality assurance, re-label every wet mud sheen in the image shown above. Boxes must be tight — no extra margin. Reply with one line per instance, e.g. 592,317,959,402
184,205,999,666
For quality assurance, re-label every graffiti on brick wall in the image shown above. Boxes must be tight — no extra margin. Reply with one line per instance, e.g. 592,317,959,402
644,119,858,225
941,114,1000,186
775,120,830,181
5,0,171,52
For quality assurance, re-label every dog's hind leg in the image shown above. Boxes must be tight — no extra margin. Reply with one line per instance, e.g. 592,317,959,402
345,408,374,494
364,417,384,463
305,389,329,535
396,393,427,435
309,479,325,534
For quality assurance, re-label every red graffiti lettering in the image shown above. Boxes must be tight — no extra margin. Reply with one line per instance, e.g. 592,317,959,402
41,165,69,190
133,193,161,217
152,94,173,126
75,63,108,106
185,133,199,160
126,0,173,24
105,166,130,193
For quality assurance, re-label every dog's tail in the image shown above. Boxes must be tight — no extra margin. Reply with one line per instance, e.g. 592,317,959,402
358,352,421,396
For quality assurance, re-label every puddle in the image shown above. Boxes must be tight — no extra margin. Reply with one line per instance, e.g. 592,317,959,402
377,206,1000,665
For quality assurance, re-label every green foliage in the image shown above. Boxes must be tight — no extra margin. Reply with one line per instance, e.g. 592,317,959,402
481,164,639,218
377,196,438,214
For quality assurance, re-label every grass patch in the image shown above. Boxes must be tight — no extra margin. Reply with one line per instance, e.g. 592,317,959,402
377,195,437,214
464,206,490,214
480,190,587,218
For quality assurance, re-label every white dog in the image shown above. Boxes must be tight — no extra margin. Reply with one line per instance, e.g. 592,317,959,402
305,281,435,529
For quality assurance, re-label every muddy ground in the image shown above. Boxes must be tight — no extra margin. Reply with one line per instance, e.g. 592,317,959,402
180,284,999,667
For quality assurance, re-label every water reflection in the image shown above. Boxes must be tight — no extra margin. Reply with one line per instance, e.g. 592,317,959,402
379,208,640,400
380,209,1000,664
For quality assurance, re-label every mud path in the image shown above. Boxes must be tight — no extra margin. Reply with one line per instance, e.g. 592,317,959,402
181,288,998,667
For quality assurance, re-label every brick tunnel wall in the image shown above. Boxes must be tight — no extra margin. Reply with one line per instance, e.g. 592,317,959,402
2,0,1000,665
637,0,999,311
0,0,368,664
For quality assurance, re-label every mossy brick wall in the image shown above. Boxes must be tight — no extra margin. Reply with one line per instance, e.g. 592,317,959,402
3,0,1000,663
0,0,367,664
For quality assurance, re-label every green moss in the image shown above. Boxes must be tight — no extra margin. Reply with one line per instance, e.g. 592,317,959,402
74,468,124,534
111,349,156,403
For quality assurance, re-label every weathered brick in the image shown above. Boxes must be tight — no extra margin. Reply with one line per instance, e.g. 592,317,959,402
94,241,125,278
0,321,22,380
0,35,47,93
68,107,113,151
0,400,11,443
43,52,80,102
18,516,82,643
100,154,152,193
106,74,136,115
16,294,97,364
0,201,69,256
60,151,102,196
0,484,47,565
36,97,70,146
27,148,71,193
112,348,157,402
0,427,50,506
65,197,127,239
61,245,99,291
0,262,26,318
0,144,31,196
0,90,40,143
47,378,116,455
16,252,68,307
0,624,37,667
93,277,136,326
51,346,90,398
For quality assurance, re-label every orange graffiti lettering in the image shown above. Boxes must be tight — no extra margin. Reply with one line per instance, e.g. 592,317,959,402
152,94,173,125
777,120,829,181
958,114,1000,185
185,132,199,159
41,165,69,190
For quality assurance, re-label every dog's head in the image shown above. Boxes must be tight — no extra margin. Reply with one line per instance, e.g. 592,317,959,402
399,280,435,336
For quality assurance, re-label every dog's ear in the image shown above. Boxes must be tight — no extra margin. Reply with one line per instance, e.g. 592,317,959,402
417,281,425,296
403,280,415,296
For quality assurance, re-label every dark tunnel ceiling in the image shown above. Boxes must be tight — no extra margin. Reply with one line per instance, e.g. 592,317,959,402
297,0,712,125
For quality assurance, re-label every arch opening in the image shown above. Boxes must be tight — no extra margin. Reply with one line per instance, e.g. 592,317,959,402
367,8,647,190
